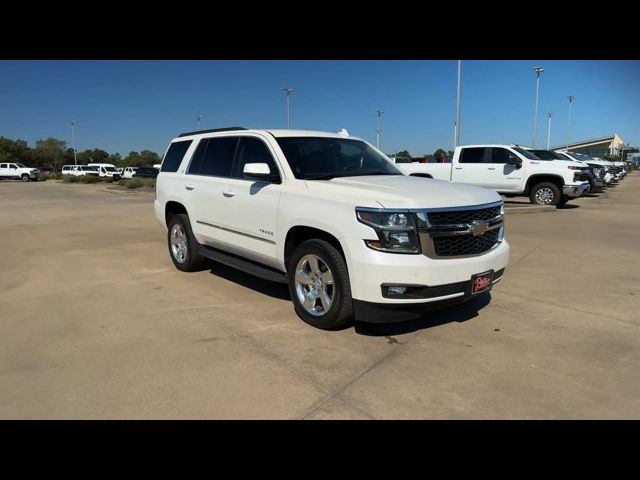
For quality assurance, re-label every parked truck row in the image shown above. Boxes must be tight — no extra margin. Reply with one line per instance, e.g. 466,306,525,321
394,144,628,206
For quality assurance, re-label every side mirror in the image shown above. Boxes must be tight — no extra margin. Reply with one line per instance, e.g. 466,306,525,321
508,155,523,169
243,163,278,182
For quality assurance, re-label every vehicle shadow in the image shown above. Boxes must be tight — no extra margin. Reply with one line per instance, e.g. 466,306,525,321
557,203,580,209
354,293,492,336
208,262,291,301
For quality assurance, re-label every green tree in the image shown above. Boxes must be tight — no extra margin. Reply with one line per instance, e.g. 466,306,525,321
433,148,447,157
33,138,67,171
0,137,31,163
395,150,411,158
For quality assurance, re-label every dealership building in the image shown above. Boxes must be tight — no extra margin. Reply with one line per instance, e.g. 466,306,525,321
551,134,628,158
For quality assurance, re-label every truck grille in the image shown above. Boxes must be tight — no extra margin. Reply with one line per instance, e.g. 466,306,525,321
432,229,501,257
427,205,502,226
418,202,504,258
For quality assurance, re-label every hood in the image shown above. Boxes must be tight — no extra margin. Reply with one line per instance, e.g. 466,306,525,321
305,175,501,209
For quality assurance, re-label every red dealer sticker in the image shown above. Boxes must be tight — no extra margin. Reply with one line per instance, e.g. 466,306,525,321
471,271,494,295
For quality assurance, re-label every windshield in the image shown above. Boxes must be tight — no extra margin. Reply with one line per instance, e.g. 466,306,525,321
512,148,540,160
573,153,595,161
530,150,565,161
275,137,403,180
16,163,27,168
105,167,117,172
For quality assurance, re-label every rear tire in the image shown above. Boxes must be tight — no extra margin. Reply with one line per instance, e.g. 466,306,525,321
288,239,353,330
530,182,561,206
167,213,207,272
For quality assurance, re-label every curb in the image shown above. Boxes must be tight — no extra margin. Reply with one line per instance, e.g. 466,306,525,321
103,187,154,196
504,205,556,214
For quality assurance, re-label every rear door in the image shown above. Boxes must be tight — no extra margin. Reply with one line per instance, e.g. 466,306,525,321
0,163,8,177
453,147,493,188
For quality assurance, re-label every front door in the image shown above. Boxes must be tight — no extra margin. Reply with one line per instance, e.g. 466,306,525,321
486,147,525,191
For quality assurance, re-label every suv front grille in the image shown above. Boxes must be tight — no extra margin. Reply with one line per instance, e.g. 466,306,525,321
432,229,501,257
417,203,504,259
427,205,502,226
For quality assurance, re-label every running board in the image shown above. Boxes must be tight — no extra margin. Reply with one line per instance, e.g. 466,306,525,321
197,245,288,284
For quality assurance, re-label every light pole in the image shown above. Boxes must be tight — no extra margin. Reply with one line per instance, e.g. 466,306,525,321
453,121,457,151
566,95,575,149
70,120,78,166
281,87,295,128
532,65,544,148
546,113,553,150
376,109,384,149
196,114,205,129
455,60,462,147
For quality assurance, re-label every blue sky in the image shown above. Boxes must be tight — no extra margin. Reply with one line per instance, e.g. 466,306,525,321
1,60,638,156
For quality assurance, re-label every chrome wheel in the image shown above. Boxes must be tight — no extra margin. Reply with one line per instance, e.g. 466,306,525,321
170,223,188,264
534,187,555,205
294,254,334,316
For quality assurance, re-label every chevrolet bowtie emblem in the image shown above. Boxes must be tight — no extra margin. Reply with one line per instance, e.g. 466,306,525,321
470,220,489,236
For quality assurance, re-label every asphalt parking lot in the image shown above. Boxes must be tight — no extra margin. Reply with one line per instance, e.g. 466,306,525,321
1,177,639,419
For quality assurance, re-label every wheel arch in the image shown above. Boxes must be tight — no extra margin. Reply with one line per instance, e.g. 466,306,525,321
283,226,346,272
525,174,564,195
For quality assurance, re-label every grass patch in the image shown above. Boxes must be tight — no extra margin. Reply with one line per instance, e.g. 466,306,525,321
119,178,156,189
62,175,102,183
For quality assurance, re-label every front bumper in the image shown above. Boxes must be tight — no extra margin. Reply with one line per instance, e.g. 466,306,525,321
563,183,589,198
342,235,510,308
353,269,505,323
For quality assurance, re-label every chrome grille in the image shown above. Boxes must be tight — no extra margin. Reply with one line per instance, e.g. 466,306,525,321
427,205,502,226
417,202,504,259
432,229,501,257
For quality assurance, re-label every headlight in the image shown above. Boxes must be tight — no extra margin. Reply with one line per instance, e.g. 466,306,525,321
356,208,421,254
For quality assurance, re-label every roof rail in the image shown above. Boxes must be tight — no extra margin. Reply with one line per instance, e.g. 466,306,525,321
178,127,248,138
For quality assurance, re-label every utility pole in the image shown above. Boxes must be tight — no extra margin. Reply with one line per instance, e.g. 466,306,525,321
70,120,78,166
566,95,575,149
455,60,462,147
376,109,384,149
281,87,295,128
532,65,544,147
546,113,553,150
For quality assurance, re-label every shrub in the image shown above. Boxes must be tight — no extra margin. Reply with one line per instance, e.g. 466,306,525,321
120,178,156,189
61,175,102,183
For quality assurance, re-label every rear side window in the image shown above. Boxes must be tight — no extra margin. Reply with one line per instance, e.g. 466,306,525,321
459,147,486,163
232,137,280,180
161,140,192,172
188,137,238,177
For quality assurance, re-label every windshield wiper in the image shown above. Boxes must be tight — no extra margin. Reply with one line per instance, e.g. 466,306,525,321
301,173,348,180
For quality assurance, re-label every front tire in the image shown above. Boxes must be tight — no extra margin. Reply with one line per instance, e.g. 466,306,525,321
167,213,207,272
288,239,353,330
21,174,30,182
530,182,561,206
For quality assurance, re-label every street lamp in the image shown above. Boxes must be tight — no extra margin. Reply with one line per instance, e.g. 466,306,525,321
281,87,295,128
376,109,384,149
546,113,553,150
70,120,78,166
455,60,462,147
532,65,544,148
195,114,206,129
566,95,575,149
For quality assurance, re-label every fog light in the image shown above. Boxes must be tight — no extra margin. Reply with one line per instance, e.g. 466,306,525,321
387,286,407,296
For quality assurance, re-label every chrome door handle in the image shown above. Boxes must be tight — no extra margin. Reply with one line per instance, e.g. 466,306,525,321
223,189,235,197
487,167,496,170
185,183,195,191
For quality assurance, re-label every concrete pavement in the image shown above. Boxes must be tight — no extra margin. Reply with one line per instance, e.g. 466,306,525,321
0,176,639,418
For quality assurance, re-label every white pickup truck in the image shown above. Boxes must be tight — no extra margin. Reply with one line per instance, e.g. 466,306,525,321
0,162,40,181
396,145,590,206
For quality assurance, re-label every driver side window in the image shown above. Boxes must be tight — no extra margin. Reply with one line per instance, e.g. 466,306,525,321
489,148,514,164
232,137,280,181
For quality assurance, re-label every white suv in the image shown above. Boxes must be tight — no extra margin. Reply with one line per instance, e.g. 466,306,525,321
154,127,510,329
0,162,40,181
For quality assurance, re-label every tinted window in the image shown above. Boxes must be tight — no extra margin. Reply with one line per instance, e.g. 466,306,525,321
188,137,238,177
530,150,563,160
276,137,401,179
489,148,512,164
0,164,7,168
233,137,280,180
161,140,192,173
459,147,486,163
